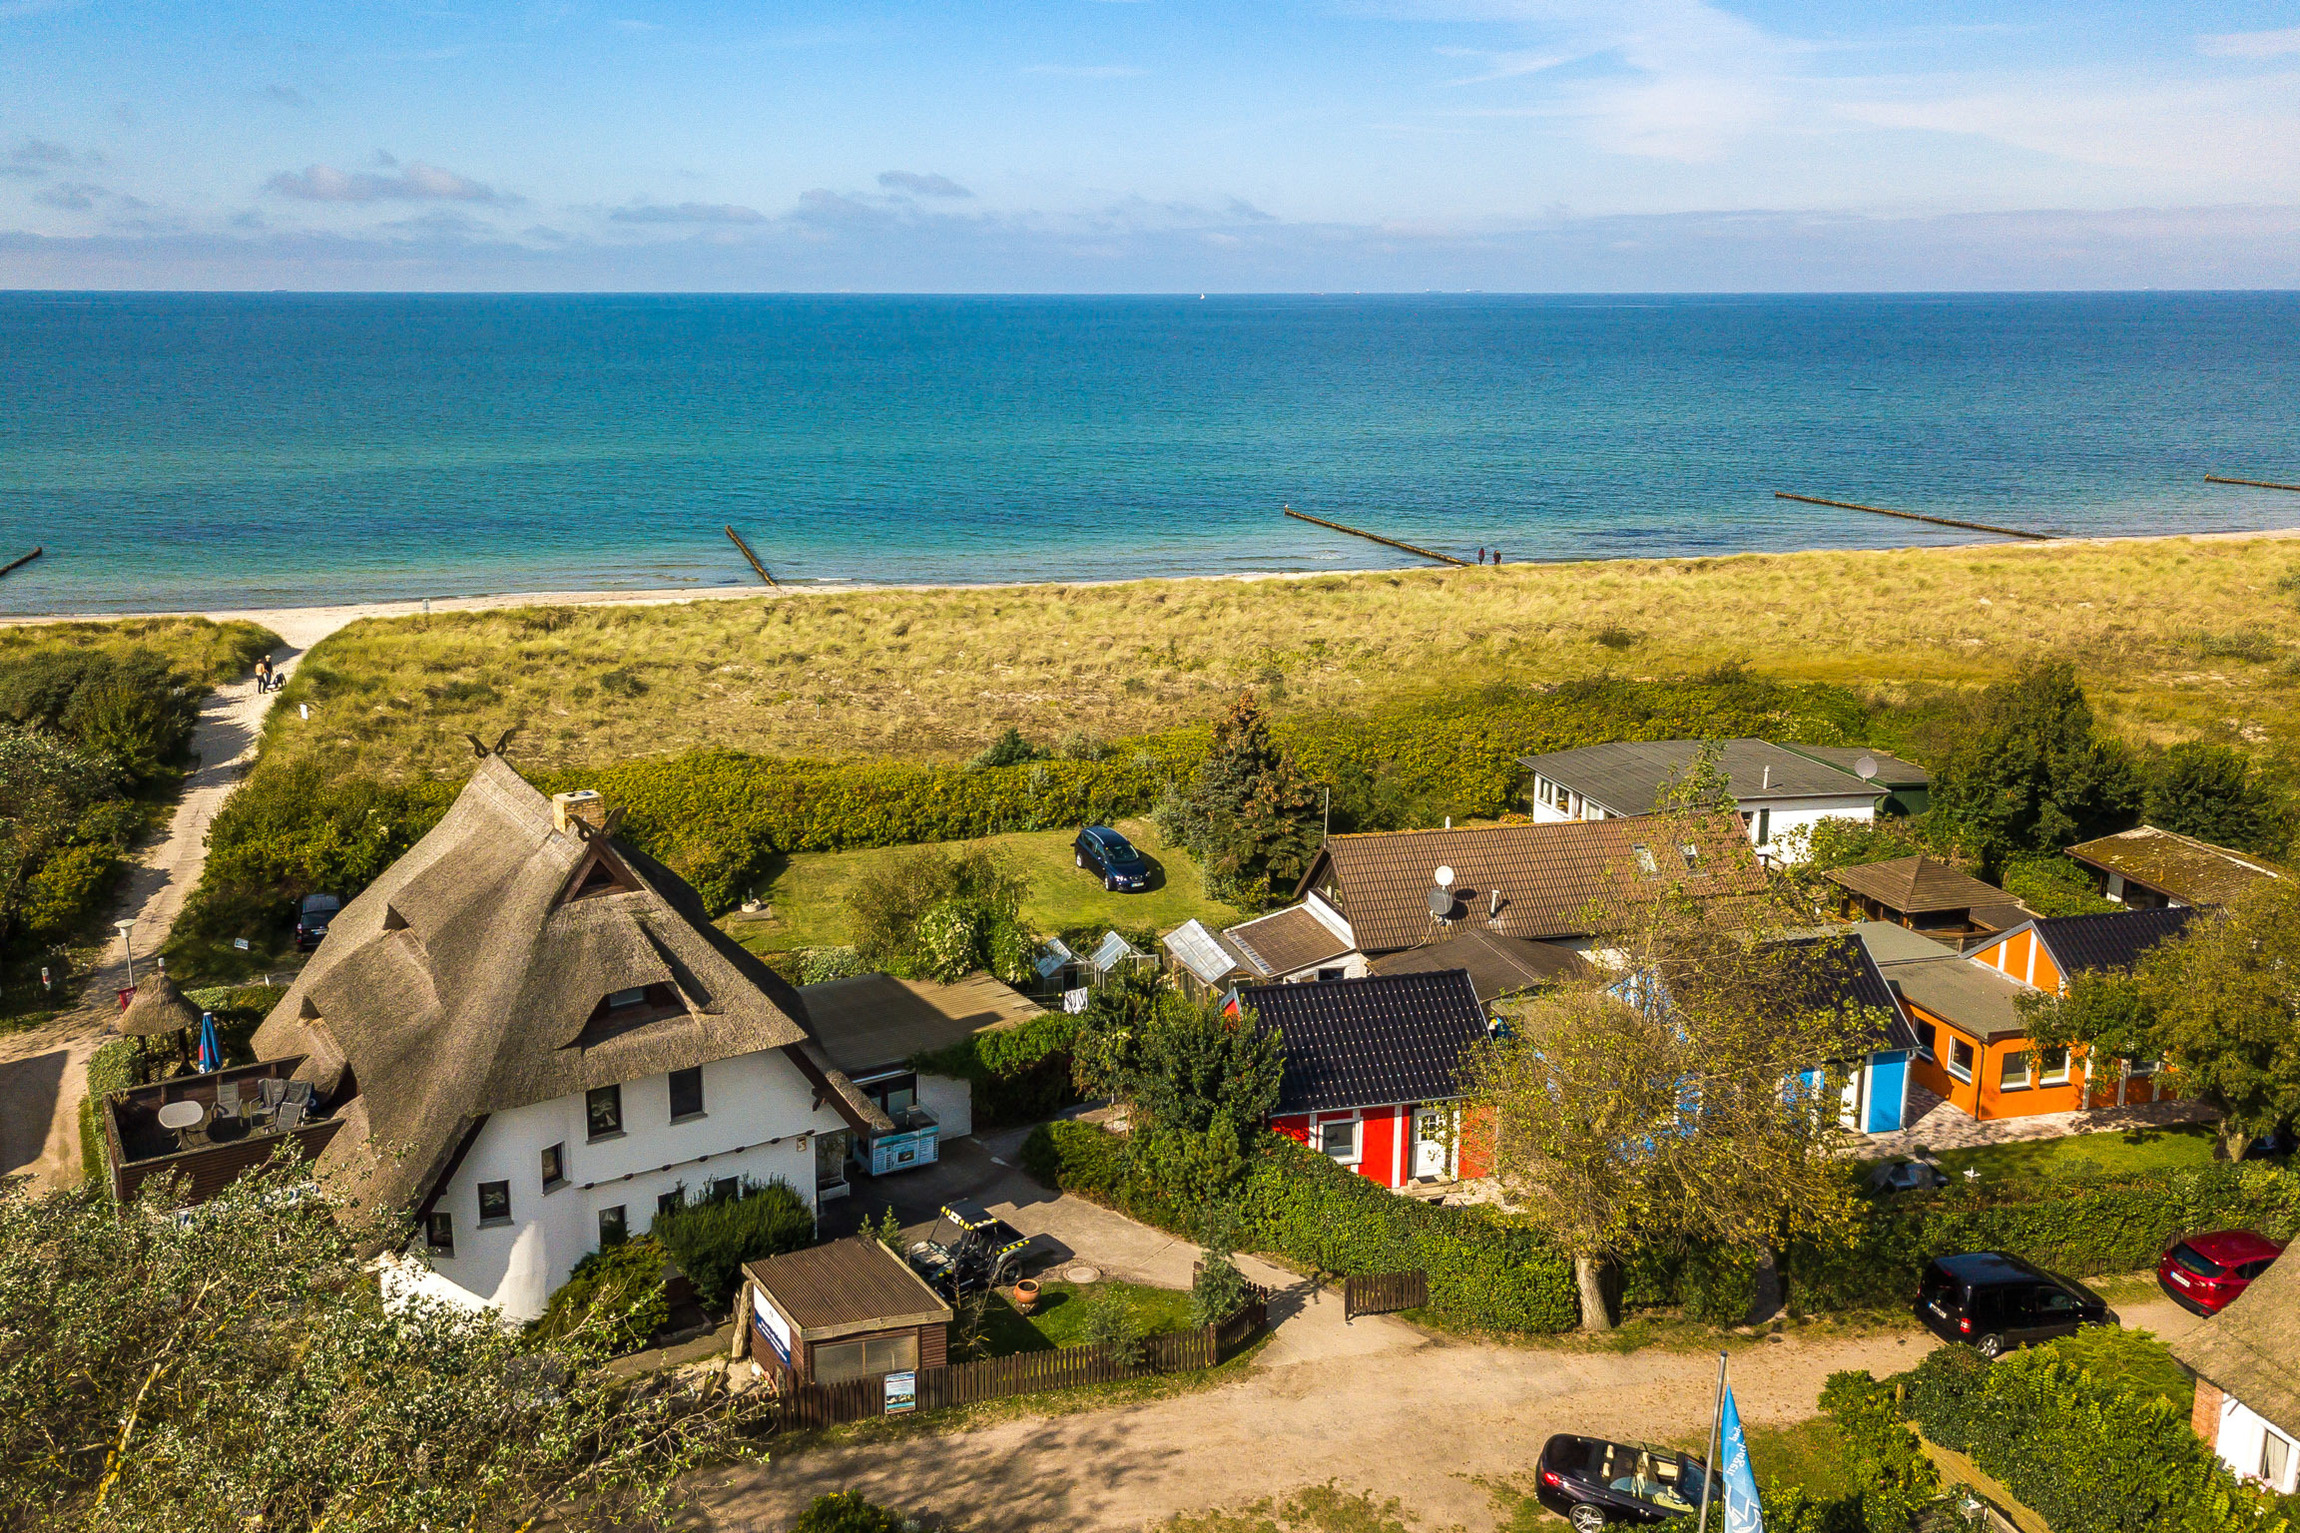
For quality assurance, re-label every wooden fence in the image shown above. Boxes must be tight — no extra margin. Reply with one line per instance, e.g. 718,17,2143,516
1343,1270,1427,1321
777,1297,1268,1429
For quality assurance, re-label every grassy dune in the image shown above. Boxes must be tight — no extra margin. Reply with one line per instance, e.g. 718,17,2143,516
266,533,2300,780
0,616,280,688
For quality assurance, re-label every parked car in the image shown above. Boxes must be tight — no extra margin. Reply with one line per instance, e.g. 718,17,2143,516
2158,1230,2284,1317
1073,825,1151,892
1534,1434,1715,1529
1915,1251,2108,1358
293,892,342,952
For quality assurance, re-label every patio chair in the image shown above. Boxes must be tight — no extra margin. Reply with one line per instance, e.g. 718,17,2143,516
215,1082,241,1120
283,1079,313,1109
259,1077,287,1111
273,1100,305,1132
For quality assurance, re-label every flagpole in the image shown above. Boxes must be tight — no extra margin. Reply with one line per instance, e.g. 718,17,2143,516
1696,1350,1727,1533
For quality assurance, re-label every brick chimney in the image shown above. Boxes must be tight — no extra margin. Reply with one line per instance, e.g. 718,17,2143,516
552,789,607,835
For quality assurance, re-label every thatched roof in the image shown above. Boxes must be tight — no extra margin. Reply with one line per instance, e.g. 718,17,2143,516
2170,1232,2300,1435
253,755,884,1218
118,971,202,1037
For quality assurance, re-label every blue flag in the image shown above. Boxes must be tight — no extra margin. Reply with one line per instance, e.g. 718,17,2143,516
196,1011,221,1076
1717,1385,1765,1533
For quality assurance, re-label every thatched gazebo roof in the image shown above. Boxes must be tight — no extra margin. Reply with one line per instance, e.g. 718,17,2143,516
118,972,202,1038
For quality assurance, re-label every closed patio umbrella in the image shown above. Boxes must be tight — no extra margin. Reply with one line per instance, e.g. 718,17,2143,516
196,1011,221,1076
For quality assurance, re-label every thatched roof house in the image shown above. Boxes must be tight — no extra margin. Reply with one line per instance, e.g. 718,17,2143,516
253,756,886,1224
2170,1236,2300,1493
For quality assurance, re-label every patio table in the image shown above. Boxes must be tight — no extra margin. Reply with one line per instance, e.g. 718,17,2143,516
156,1099,205,1149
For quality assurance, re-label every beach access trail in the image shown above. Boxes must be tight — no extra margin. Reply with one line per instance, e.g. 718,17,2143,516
0,588,763,1193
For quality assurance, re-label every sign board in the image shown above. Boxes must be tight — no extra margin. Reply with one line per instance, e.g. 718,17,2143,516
751,1287,792,1365
883,1371,917,1414
233,938,251,951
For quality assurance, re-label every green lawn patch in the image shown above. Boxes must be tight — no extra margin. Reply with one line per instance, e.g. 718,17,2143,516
1924,1124,2222,1187
721,817,1238,954
957,1279,1197,1361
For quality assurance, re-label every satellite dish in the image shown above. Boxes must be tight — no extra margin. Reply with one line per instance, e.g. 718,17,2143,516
1854,754,1880,781
1428,887,1456,919
1433,865,1455,887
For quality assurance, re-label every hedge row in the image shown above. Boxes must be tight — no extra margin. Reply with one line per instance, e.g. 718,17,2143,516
1023,1120,1579,1333
1892,1334,2283,1533
1784,1162,2300,1313
909,1009,1083,1130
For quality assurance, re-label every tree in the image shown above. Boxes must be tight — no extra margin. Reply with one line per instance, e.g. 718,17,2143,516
1188,1206,1251,1328
0,1163,768,1533
1928,661,2139,871
1072,973,1282,1138
1459,867,1878,1331
2140,882,2300,1162
1157,693,1323,907
2143,742,2285,858
844,843,1032,982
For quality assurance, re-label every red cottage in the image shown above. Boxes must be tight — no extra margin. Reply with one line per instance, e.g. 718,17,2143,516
1237,969,1491,1191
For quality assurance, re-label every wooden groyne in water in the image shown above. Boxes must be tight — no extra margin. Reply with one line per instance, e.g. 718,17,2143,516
1774,492,2052,543
1282,507,1466,566
723,526,777,585
2205,475,2300,494
0,547,43,578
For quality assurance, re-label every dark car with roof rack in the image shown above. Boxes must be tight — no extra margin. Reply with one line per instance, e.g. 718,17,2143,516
1534,1434,1715,1529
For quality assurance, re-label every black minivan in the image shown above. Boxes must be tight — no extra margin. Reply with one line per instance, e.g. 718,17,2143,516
1916,1251,2109,1358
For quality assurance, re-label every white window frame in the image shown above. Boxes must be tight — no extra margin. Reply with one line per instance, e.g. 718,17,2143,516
2037,1047,2071,1086
1999,1049,2033,1092
2263,1429,2294,1491
1946,1036,1975,1084
1915,1021,1937,1062
1317,1113,1363,1166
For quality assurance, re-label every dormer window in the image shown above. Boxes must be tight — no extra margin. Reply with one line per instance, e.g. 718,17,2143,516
1633,844,1658,876
1680,844,1702,874
607,986,648,1011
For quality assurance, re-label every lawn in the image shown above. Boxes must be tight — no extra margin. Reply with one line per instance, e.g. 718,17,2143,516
719,816,1240,954
956,1279,1198,1361
250,532,2300,782
1921,1123,2223,1187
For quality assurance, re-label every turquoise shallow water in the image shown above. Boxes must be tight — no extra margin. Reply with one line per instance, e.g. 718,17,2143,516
2,291,2297,614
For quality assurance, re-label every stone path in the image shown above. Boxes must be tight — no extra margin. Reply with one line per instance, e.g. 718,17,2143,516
1865,1083,2218,1159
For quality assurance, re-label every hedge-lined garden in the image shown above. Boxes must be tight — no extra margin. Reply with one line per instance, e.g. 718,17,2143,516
167,669,1871,978
1026,1119,2300,1336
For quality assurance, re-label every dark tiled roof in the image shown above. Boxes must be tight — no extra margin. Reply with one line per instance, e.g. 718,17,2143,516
1515,738,1882,814
2065,826,2287,907
1778,935,1919,1054
1777,744,1931,788
745,1235,953,1337
1241,970,1488,1115
1224,904,1354,979
2031,906,2197,977
1368,927,1589,1003
2168,1230,2300,1435
1825,855,2014,917
1296,813,1767,953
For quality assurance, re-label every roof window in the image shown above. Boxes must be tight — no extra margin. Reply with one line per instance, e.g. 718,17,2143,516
1633,844,1658,876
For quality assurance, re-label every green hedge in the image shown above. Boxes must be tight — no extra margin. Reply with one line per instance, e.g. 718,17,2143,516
1892,1333,2282,1533
911,1009,1083,1130
1785,1162,2300,1312
1024,1120,1579,1333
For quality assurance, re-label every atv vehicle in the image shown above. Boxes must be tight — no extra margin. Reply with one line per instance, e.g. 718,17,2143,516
906,1199,1036,1299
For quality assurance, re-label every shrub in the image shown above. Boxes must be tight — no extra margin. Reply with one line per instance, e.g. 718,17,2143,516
18,842,122,942
85,1036,157,1099
789,1490,913,1533
968,727,1044,769
2000,853,2118,918
1890,1331,2279,1533
1078,1285,1148,1367
649,1178,814,1310
798,945,865,984
910,1008,1082,1129
525,1236,673,1355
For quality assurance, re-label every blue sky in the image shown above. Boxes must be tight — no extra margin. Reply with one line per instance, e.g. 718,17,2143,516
4,0,2299,289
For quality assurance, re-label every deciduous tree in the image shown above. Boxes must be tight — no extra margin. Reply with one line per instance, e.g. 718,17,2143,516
1928,661,2139,871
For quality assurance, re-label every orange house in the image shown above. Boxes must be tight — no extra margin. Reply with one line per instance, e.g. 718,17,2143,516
1878,941,2084,1122
1964,908,2196,1109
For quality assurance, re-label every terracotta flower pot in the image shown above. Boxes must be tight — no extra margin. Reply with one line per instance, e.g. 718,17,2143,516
1011,1279,1041,1314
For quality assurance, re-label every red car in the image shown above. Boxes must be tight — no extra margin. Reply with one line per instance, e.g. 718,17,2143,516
2158,1230,2284,1316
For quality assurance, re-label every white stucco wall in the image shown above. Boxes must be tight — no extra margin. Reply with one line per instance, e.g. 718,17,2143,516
916,1072,973,1141
419,1047,832,1322
2217,1397,2300,1494
1529,778,1875,867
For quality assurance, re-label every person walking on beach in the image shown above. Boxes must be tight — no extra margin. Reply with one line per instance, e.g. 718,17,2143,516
255,655,273,692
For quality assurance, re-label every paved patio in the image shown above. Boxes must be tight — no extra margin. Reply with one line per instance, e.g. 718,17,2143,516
1863,1082,2218,1158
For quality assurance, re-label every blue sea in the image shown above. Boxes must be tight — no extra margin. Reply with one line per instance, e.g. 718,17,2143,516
3,291,2298,615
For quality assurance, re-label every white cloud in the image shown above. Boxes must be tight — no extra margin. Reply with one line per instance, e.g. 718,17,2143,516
877,171,972,198
266,161,515,204
2198,26,2300,58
